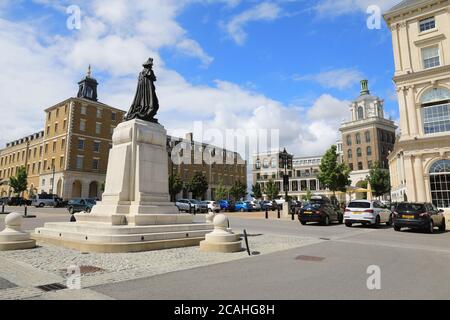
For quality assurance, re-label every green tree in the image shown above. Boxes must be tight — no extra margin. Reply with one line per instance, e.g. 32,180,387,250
187,172,209,200
169,173,184,202
9,166,28,197
318,145,351,196
301,190,312,201
264,179,280,201
252,183,263,199
215,180,229,200
230,180,247,201
367,162,391,197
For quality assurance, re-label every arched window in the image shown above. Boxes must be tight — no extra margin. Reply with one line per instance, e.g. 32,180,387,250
365,131,371,143
421,87,450,134
429,160,450,208
357,106,364,120
356,133,361,144
357,148,362,157
348,149,352,159
367,146,372,156
346,135,352,146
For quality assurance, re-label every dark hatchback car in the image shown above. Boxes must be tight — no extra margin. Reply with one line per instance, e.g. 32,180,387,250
393,202,446,233
298,196,343,226
67,198,97,214
7,197,32,206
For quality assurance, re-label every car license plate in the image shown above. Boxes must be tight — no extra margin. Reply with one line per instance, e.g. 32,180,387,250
304,211,313,215
403,215,414,219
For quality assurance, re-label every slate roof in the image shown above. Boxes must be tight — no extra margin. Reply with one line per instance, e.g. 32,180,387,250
385,0,429,14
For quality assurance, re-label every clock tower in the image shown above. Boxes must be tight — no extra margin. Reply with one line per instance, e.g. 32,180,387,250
77,65,98,102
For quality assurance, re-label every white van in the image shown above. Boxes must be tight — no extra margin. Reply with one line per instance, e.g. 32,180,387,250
31,194,58,207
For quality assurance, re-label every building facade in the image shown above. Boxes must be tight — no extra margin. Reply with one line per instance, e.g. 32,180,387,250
0,69,126,200
0,69,247,201
384,0,450,209
339,80,397,193
253,151,329,200
168,133,247,201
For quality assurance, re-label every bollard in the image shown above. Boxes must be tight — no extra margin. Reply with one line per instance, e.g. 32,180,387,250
291,210,295,221
277,207,280,219
1,204,4,214
24,205,28,217
265,207,268,219
243,229,251,256
70,214,76,222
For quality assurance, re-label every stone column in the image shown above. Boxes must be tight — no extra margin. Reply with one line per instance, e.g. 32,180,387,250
397,87,410,138
403,155,417,201
424,174,432,202
408,86,419,136
414,155,426,202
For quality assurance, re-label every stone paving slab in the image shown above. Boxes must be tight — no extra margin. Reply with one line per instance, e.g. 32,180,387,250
0,277,17,290
0,233,320,300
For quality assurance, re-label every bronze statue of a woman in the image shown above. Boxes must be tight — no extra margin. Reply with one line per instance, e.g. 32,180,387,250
124,58,159,123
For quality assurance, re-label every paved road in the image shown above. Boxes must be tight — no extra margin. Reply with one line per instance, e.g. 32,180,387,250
92,217,450,300
3,209,450,299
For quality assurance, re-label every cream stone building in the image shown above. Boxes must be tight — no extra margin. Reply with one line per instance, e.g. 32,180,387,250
253,151,329,200
384,0,450,209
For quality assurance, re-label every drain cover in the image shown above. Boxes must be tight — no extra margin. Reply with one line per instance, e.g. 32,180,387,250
60,265,104,274
295,255,325,262
36,283,67,292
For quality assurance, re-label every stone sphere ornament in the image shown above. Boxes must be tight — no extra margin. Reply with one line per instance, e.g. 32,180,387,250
0,212,36,251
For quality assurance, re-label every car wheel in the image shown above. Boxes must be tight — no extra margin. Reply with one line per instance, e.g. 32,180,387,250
439,218,446,232
386,214,393,226
374,215,381,228
345,222,352,228
428,220,435,234
68,207,74,215
85,208,91,213
300,221,307,225
39,203,45,208
323,216,330,226
338,215,344,224
240,208,245,213
394,225,401,232
208,208,213,213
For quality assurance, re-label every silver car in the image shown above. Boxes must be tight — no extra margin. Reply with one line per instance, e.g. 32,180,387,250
175,199,208,213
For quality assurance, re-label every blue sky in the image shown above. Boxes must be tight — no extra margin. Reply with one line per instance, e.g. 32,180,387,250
0,0,402,158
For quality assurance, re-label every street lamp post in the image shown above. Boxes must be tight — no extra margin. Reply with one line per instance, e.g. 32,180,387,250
279,148,293,202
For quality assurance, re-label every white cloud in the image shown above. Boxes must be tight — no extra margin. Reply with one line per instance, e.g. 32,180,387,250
224,2,282,45
0,0,349,170
314,0,400,17
294,68,364,90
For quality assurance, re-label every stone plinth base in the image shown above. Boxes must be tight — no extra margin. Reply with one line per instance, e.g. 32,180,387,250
0,239,36,251
200,214,242,253
0,212,36,251
199,239,242,253
34,220,214,253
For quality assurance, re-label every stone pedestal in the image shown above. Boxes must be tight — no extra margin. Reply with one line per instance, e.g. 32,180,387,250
34,120,213,253
200,214,242,253
0,212,36,251
282,202,290,218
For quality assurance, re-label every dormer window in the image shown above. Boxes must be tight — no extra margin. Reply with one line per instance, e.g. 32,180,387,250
419,17,435,33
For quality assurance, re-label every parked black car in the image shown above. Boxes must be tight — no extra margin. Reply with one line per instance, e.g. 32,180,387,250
67,198,97,214
0,197,8,205
7,197,32,206
260,200,277,211
393,202,446,233
298,195,343,226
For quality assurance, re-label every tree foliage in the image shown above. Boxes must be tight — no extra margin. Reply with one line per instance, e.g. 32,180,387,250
187,172,209,200
367,162,391,197
264,179,280,201
9,166,28,196
169,173,184,202
215,180,229,201
252,183,263,199
230,180,247,201
318,145,351,195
